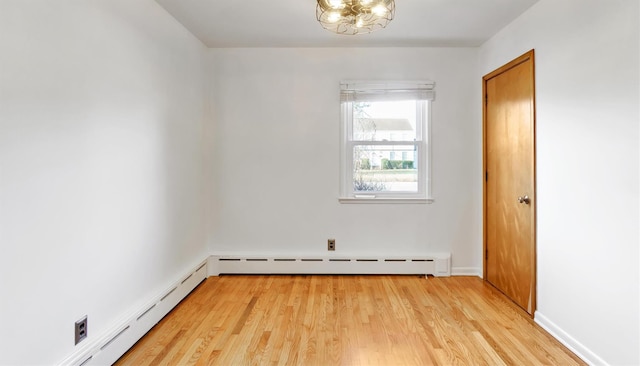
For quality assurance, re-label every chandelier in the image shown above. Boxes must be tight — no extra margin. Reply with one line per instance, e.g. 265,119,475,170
316,0,395,35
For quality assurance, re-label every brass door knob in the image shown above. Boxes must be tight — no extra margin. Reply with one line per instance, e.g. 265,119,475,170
518,195,530,204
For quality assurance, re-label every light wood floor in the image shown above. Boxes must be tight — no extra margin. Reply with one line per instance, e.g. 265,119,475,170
115,275,585,366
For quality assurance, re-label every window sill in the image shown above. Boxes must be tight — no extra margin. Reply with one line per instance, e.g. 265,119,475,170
338,197,434,204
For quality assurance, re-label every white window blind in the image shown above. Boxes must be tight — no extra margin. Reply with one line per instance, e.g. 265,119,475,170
340,81,436,102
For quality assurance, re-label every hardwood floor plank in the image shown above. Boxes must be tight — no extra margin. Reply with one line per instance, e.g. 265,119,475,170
115,275,585,366
232,297,258,335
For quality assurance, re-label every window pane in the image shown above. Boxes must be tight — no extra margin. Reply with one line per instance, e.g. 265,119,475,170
353,145,418,193
352,100,418,141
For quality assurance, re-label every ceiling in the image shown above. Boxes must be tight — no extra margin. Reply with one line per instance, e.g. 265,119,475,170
155,0,540,48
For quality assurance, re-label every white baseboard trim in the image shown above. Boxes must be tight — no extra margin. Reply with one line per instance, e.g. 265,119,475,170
451,267,482,277
207,253,452,277
534,311,607,366
58,259,208,366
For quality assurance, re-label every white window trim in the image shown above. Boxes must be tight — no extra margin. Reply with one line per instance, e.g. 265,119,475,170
339,80,434,203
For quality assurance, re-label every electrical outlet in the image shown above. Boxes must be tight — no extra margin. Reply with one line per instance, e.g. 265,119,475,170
75,316,88,345
328,239,336,251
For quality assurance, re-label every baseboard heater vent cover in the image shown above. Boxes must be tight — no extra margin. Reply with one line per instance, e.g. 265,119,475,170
208,254,451,277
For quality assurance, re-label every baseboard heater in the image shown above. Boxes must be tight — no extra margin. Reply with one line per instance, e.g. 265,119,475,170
209,254,451,277
59,260,208,366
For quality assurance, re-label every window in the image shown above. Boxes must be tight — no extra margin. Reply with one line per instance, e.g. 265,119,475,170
339,81,434,203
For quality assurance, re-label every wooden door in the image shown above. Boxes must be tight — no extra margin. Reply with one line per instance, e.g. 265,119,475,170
483,50,536,315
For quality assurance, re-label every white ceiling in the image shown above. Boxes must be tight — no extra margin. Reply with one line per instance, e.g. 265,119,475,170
155,0,540,48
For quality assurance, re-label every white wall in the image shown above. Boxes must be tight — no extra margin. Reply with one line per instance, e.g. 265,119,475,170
479,1,639,365
0,1,208,364
208,48,482,272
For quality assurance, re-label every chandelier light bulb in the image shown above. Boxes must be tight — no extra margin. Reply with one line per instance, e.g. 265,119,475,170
327,12,342,23
372,4,388,16
328,0,345,9
316,0,395,35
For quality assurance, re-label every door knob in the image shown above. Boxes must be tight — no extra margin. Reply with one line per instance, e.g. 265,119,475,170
518,195,530,204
